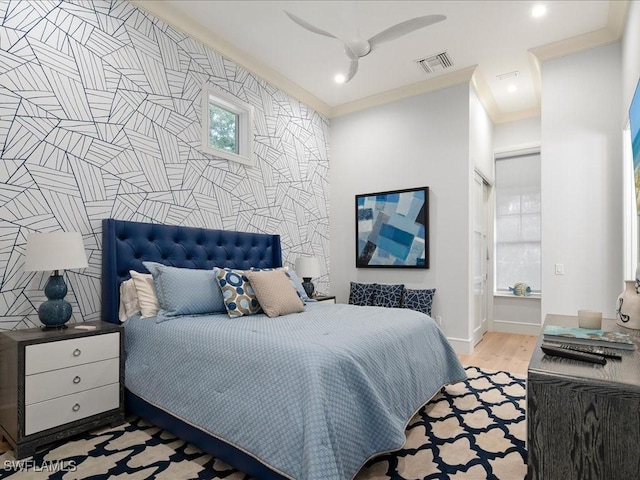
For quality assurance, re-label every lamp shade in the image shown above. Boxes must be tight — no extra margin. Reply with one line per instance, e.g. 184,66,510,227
25,232,88,272
295,256,321,279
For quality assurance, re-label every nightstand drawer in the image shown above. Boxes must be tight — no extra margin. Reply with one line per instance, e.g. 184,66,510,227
25,358,120,405
25,383,120,436
25,332,119,375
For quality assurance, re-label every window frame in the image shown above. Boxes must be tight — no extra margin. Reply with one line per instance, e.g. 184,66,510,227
201,86,254,167
493,147,542,295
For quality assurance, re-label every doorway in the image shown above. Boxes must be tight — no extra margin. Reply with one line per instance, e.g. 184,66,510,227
473,171,490,345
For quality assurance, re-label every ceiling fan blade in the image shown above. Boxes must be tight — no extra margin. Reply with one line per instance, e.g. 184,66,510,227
368,14,446,49
345,59,359,83
344,43,358,60
284,10,338,39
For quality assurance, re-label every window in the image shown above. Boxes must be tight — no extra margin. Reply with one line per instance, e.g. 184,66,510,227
494,151,541,293
202,87,254,166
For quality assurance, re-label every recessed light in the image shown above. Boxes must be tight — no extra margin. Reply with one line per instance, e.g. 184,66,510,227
532,4,547,17
334,73,346,84
507,84,518,93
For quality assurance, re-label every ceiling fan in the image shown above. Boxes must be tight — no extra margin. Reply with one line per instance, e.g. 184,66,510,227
284,10,446,83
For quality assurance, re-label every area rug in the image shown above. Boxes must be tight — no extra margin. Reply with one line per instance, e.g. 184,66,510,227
0,367,526,479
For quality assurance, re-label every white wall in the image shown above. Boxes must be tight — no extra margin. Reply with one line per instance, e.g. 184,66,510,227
494,117,541,152
469,86,494,182
622,1,640,125
541,43,623,319
330,84,473,350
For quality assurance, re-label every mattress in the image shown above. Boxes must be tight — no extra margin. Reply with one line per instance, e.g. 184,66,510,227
123,302,466,480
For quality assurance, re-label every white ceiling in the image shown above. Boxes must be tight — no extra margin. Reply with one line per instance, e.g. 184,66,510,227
134,1,628,122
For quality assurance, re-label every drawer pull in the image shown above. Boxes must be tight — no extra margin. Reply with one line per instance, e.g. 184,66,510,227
73,376,81,384
73,348,81,357
72,403,81,412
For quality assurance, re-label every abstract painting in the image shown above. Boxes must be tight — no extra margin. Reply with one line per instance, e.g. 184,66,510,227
630,78,640,210
356,186,429,268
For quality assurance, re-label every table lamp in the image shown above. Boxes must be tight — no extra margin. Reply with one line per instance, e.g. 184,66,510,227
295,256,321,298
24,232,88,329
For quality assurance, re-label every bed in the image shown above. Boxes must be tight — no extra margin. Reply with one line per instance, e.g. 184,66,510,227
101,218,466,480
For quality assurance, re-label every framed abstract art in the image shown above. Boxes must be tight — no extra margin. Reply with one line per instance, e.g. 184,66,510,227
355,186,429,268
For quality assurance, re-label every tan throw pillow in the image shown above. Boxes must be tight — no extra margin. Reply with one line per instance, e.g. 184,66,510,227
129,270,160,318
246,269,304,318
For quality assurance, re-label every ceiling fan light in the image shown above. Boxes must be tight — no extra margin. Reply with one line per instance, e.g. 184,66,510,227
334,73,346,84
507,84,518,93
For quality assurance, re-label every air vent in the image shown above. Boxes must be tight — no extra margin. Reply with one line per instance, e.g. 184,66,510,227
497,70,519,81
415,51,454,75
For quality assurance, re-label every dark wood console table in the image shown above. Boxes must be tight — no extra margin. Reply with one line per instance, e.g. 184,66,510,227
527,314,640,479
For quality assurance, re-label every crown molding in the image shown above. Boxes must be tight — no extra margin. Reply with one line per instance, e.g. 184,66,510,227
493,107,542,125
529,0,629,62
470,69,500,123
330,66,478,118
129,0,333,118
608,0,631,38
529,27,619,62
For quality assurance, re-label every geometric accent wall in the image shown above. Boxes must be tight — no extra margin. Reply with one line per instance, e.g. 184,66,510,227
0,0,330,330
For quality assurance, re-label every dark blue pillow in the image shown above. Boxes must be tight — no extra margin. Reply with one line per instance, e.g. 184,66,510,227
402,288,436,316
348,282,377,306
373,284,405,308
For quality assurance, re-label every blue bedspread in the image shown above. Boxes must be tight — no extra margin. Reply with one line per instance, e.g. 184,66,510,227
124,303,466,480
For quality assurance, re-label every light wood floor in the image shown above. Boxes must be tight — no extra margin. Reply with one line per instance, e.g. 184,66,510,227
458,331,538,376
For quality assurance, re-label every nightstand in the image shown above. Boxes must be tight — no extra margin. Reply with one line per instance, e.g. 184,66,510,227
314,295,336,304
0,320,124,459
527,314,640,479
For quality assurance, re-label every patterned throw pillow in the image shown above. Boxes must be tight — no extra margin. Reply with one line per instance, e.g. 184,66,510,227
373,284,405,308
143,262,226,316
246,270,304,317
348,282,378,306
402,288,436,316
214,267,262,317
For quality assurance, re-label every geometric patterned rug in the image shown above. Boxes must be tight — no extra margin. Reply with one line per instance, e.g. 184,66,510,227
0,367,526,480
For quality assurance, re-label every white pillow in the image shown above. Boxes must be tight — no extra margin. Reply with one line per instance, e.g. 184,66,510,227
118,278,141,322
129,270,160,318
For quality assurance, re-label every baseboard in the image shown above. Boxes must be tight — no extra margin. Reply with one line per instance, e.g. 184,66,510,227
492,319,542,336
447,336,474,355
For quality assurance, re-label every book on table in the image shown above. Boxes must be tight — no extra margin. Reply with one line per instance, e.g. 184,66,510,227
542,325,636,350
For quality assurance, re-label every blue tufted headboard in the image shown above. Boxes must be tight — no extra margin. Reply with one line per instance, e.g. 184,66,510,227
101,218,282,324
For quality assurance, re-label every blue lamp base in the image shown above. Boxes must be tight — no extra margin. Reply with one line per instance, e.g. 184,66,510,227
38,273,72,329
301,277,315,298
